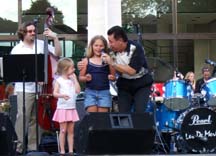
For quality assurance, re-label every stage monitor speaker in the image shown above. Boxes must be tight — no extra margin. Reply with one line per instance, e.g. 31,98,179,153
0,112,17,156
75,112,156,155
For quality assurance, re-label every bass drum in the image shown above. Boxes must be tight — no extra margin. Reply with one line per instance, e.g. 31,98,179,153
176,107,216,153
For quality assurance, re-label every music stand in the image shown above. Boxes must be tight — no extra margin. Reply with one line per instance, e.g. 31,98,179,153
3,54,44,154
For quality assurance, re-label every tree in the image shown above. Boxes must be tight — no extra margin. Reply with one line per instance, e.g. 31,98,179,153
22,0,64,33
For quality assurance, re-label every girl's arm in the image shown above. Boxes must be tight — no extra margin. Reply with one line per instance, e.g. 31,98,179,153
79,58,92,82
53,80,60,98
108,65,116,81
53,80,67,99
71,73,81,94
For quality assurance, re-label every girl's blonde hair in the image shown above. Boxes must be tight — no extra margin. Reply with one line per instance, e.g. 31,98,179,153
185,71,196,85
86,35,108,58
56,57,74,75
185,71,195,80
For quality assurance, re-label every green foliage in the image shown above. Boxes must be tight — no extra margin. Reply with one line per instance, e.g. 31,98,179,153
22,0,64,33
122,0,171,19
72,43,86,91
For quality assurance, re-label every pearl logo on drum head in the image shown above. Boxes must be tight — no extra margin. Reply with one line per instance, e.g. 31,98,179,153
189,114,212,126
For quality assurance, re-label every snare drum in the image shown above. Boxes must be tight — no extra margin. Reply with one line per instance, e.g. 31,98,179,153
202,78,216,106
176,107,216,153
164,79,192,111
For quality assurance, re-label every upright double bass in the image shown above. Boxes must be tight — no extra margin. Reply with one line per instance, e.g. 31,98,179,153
38,8,59,131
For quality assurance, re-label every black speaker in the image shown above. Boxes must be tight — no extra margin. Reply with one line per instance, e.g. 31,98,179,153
75,112,156,155
0,113,17,156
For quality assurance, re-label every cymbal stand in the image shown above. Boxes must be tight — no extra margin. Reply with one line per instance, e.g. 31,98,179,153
151,86,168,154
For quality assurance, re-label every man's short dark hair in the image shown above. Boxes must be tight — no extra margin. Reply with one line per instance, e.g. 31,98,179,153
107,25,128,42
202,66,210,73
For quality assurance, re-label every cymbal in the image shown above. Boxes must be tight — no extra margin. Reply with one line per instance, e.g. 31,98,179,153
146,57,174,83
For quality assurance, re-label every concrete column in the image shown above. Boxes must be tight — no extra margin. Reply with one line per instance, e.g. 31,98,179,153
88,0,121,43
194,40,210,78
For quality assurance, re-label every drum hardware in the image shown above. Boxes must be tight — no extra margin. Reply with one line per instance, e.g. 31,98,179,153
190,93,206,107
164,124,180,133
205,59,216,66
175,134,188,154
170,134,178,153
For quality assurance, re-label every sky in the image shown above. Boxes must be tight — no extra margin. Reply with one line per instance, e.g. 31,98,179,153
0,0,18,21
0,0,77,31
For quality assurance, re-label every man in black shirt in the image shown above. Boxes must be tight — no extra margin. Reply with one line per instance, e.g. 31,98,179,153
195,67,211,93
102,26,153,112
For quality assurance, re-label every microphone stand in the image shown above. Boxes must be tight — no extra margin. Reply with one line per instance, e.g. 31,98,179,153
34,18,39,150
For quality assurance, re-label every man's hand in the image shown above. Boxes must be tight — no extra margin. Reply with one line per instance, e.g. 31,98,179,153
108,74,116,81
43,28,57,39
101,53,114,65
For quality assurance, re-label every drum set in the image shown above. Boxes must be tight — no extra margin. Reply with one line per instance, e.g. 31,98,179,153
149,78,216,154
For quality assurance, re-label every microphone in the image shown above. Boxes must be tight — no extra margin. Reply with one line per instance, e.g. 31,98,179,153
205,59,216,66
